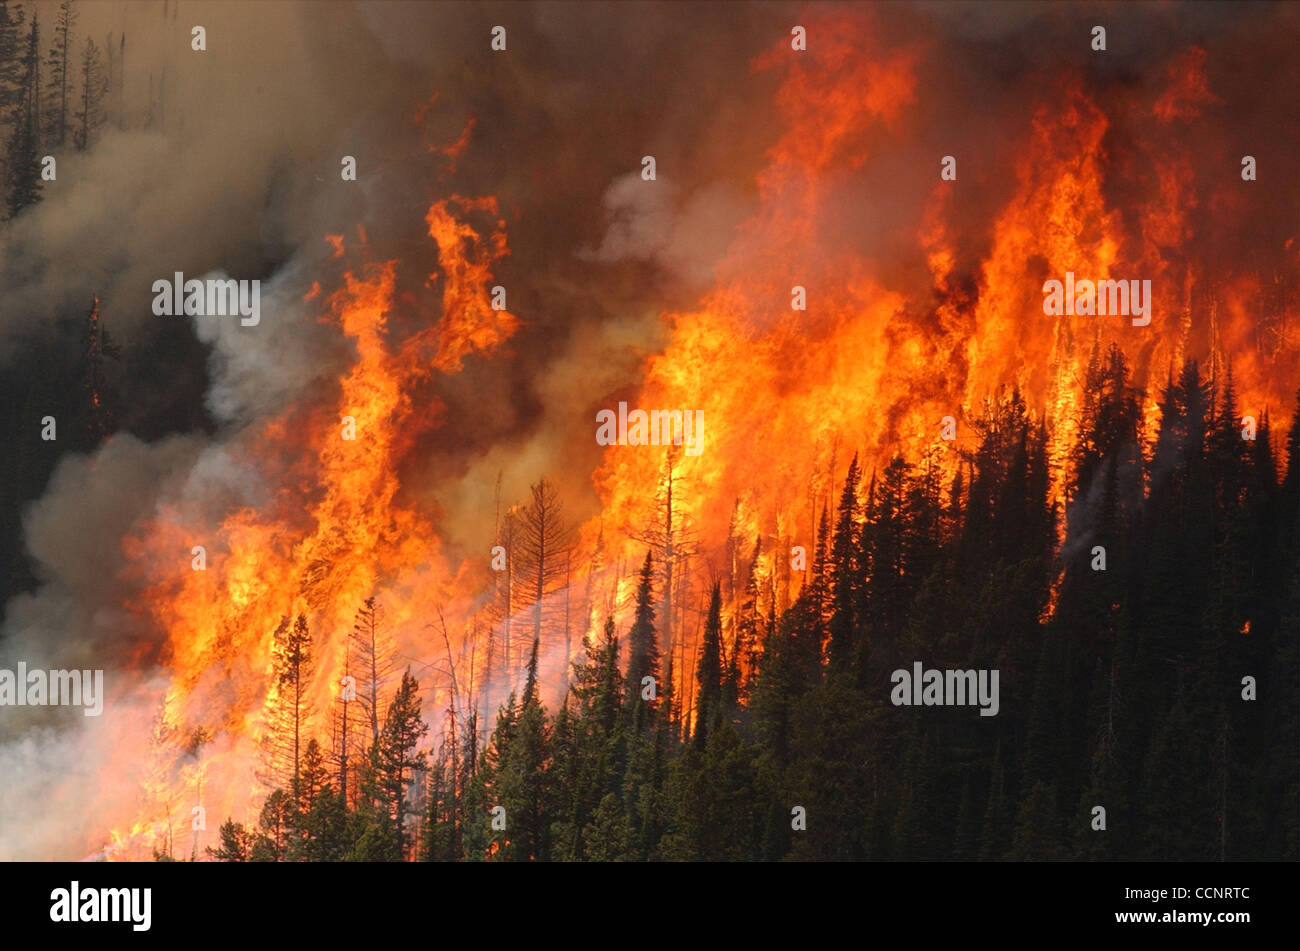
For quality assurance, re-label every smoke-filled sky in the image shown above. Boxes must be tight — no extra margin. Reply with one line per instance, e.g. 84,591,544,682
0,1,1296,859
3,1,1297,515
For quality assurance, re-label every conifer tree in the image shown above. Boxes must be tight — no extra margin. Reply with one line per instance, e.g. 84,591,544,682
73,34,105,150
624,551,660,710
251,788,291,861
0,2,25,115
43,0,74,146
516,477,573,683
6,13,41,217
828,455,862,675
205,819,254,862
351,596,394,749
374,669,429,859
497,682,550,861
693,582,723,749
261,614,314,797
627,447,697,692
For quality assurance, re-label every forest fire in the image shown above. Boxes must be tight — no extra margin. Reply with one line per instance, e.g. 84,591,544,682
0,3,1295,866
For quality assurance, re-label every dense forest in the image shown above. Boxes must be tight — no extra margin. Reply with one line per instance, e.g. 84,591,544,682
187,348,1299,862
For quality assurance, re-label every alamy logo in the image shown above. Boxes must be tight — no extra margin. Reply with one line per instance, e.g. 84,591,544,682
891,662,999,716
596,401,704,456
0,663,104,716
50,882,151,932
152,272,261,326
1042,272,1151,326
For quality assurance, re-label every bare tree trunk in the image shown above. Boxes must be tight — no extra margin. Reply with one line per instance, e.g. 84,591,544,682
663,458,674,681
339,650,351,803
563,552,572,687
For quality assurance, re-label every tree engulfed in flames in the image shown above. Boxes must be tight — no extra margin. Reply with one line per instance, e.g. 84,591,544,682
97,13,1294,859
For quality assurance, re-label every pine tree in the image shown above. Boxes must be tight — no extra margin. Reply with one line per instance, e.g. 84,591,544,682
205,820,254,862
374,669,429,860
693,582,723,749
542,617,635,860
333,640,356,807
582,792,634,861
251,788,292,861
0,2,24,116
827,455,862,675
296,784,351,861
797,497,832,653
463,692,518,861
43,0,74,146
750,604,799,762
421,746,459,862
6,12,41,218
351,596,394,749
72,34,104,150
1281,387,1300,536
260,614,314,796
293,739,327,813
783,676,876,860
624,551,660,711
485,483,518,700
634,449,702,701
287,739,350,861
725,534,758,701
516,477,573,685
1142,361,1215,698
497,681,550,861
861,456,918,683
78,296,117,446
679,719,765,860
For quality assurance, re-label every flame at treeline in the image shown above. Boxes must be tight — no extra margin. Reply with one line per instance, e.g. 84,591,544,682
56,11,1298,859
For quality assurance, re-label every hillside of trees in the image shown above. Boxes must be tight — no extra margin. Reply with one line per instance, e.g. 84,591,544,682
191,349,1299,862
1,0,122,219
